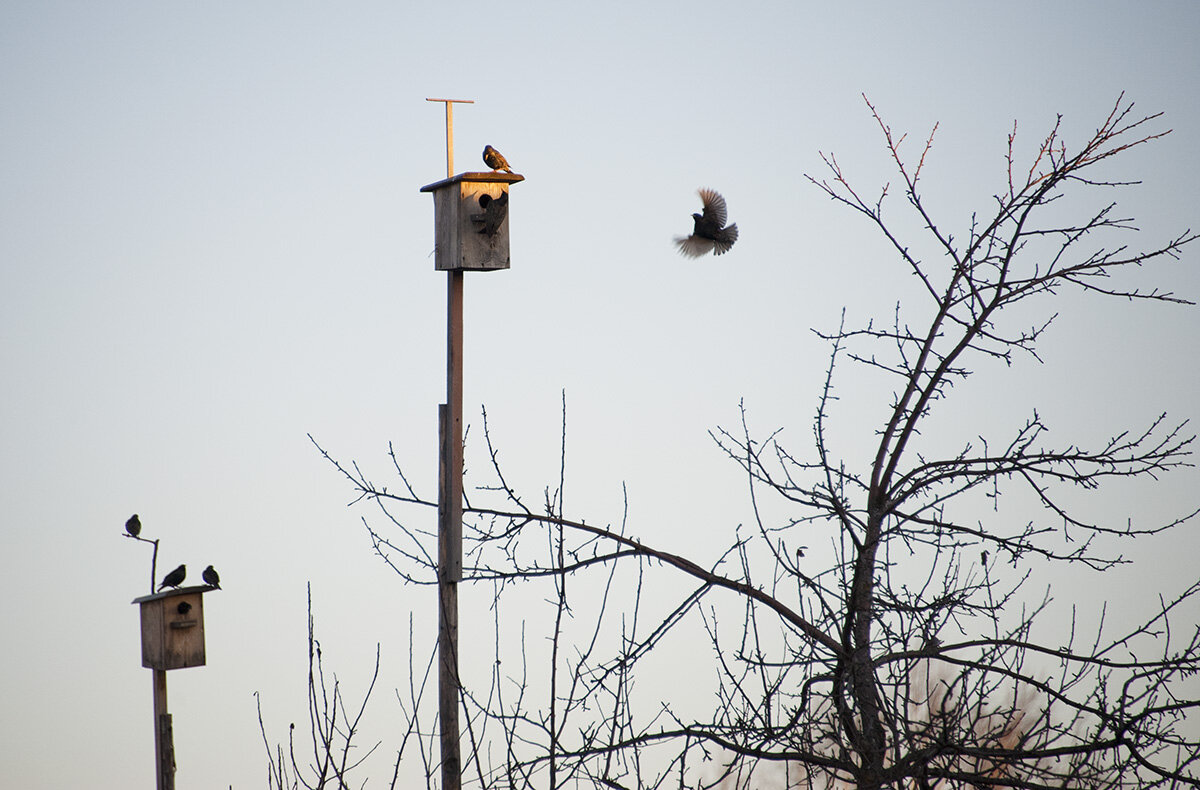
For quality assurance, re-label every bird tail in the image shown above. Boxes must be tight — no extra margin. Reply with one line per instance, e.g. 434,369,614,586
711,223,738,256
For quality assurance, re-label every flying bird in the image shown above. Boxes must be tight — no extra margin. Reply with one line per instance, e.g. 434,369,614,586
675,188,739,257
482,144,513,173
202,565,221,589
125,514,141,538
159,564,186,590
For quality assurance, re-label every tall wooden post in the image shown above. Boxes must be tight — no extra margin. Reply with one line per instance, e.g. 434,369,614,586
152,669,174,790
437,271,464,790
426,96,472,790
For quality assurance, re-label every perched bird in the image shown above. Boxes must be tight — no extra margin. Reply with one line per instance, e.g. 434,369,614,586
125,514,141,538
472,191,509,237
482,144,513,173
675,188,739,257
202,565,221,589
159,564,186,590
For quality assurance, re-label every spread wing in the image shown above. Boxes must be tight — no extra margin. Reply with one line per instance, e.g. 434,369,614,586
697,188,728,228
675,234,715,258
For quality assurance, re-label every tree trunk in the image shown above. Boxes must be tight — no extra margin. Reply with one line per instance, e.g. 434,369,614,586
849,511,886,789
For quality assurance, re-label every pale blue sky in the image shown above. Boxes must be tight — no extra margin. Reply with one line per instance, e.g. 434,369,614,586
3,2,1199,788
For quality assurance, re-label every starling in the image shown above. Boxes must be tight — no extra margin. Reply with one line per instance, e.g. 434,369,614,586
159,564,186,590
202,564,221,589
482,144,513,173
125,514,141,538
675,188,739,257
472,191,508,236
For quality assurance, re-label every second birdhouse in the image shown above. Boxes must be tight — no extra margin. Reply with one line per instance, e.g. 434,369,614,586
420,171,524,271
132,586,211,671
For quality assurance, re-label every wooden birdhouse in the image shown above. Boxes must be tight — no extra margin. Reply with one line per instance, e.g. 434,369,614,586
420,171,524,271
132,586,212,671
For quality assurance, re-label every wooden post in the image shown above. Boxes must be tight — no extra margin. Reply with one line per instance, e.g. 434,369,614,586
427,96,472,790
437,239,465,790
425,98,473,183
152,669,175,790
437,400,463,788
444,272,464,581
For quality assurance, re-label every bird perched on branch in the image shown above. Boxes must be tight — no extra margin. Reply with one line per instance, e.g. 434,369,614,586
675,188,738,257
125,514,141,538
482,144,513,173
159,564,186,590
202,565,221,589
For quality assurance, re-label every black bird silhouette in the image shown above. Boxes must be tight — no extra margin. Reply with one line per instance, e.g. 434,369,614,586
675,188,739,257
472,191,509,237
482,145,513,173
202,565,221,589
125,514,141,538
159,564,186,590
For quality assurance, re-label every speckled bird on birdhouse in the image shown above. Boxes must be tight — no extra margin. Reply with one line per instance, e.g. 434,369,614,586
420,170,524,271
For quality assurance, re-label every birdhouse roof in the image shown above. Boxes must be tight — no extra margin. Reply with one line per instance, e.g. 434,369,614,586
420,171,525,193
131,585,217,605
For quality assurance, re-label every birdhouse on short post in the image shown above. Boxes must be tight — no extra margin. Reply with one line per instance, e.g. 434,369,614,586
131,586,212,671
420,171,524,271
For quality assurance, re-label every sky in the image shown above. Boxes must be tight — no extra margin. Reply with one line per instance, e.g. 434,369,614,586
2,2,1199,788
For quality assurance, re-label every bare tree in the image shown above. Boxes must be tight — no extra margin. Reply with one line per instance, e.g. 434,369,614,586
257,584,403,790
319,95,1200,789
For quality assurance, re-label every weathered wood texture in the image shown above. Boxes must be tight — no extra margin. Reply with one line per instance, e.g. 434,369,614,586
153,670,175,790
421,172,524,271
133,587,208,670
